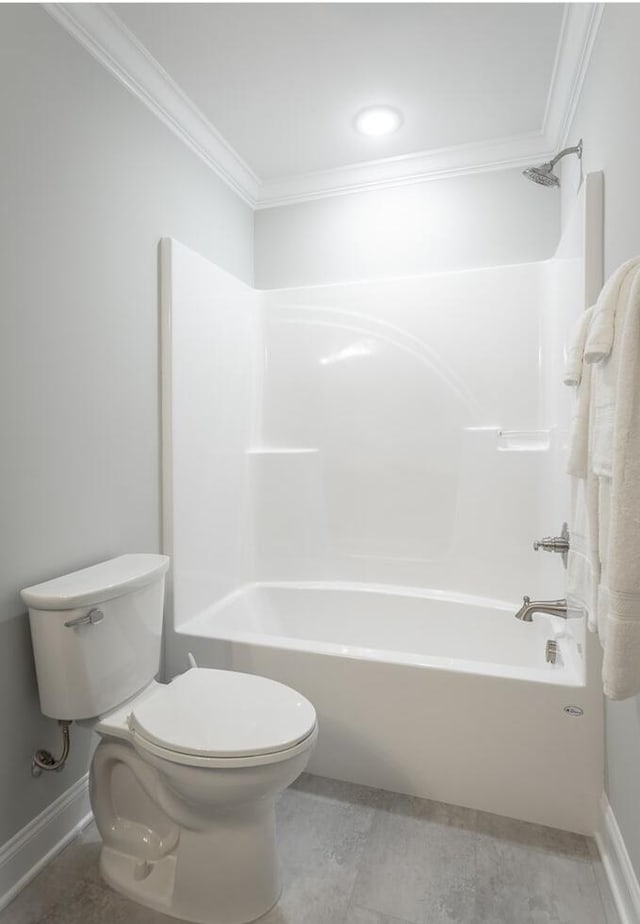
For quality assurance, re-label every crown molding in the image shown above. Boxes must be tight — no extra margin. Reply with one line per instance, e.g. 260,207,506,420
255,132,555,209
542,2,605,149
44,2,604,210
43,3,260,207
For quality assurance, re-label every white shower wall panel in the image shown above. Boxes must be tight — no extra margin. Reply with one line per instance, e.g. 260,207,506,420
161,239,260,625
163,244,574,616
258,264,552,602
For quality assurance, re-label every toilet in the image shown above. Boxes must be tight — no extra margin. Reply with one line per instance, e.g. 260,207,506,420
21,554,317,924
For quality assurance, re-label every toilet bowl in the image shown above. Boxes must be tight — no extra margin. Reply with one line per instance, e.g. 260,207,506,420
21,555,317,924
91,668,317,924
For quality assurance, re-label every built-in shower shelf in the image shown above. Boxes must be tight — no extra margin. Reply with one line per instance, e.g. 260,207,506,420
246,447,319,455
497,430,551,452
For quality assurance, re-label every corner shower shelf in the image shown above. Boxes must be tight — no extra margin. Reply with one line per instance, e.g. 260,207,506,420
497,430,551,452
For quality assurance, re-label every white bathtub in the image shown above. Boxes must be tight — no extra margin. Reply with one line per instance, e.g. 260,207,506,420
173,582,603,833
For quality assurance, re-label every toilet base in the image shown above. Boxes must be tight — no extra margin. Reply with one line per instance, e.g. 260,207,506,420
99,800,282,924
90,726,316,923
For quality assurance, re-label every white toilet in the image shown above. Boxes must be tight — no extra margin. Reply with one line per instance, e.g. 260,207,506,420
21,554,317,924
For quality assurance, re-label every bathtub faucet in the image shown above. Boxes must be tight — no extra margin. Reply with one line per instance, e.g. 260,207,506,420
514,596,568,622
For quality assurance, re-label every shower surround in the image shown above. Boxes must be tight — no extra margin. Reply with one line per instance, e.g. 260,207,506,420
161,174,604,834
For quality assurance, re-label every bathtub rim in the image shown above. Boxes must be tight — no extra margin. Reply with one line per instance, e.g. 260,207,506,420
177,580,586,688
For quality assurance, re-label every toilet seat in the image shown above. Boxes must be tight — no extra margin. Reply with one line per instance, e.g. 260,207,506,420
128,668,317,767
131,721,318,769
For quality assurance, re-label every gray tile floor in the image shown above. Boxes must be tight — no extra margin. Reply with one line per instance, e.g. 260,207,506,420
1,774,619,924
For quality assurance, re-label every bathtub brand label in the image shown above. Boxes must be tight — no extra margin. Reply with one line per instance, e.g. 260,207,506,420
563,705,584,717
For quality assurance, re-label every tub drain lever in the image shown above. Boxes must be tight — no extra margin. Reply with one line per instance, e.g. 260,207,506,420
545,639,558,664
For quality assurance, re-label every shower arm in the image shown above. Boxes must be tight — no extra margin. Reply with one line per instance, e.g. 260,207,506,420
549,140,583,169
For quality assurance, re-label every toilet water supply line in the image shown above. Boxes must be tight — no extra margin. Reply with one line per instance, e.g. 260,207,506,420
32,720,72,777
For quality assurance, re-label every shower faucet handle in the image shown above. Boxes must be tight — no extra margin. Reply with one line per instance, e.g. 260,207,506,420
532,522,570,566
533,536,570,553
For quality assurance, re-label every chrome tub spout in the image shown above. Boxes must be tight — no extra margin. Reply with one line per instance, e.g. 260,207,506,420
514,596,568,622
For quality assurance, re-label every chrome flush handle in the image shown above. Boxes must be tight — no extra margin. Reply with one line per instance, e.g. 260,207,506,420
64,608,104,628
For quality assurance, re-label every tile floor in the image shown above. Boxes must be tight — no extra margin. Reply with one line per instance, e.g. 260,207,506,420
1,774,619,924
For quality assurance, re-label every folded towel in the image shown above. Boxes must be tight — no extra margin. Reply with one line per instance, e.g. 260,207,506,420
591,336,616,479
600,267,640,699
590,267,640,478
565,264,640,697
602,598,640,697
566,307,600,630
566,354,592,479
567,475,600,631
596,479,611,640
564,306,594,386
584,258,640,364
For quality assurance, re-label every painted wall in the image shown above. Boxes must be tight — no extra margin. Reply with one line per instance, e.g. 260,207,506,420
560,2,640,879
0,5,253,846
254,168,560,289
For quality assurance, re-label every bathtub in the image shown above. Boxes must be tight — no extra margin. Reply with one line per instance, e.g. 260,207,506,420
173,582,603,834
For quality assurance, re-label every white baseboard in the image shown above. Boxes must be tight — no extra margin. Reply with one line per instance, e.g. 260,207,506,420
596,793,640,924
0,773,92,912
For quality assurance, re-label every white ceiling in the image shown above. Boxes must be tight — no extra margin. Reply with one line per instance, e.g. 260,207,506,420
114,3,564,180
48,3,602,206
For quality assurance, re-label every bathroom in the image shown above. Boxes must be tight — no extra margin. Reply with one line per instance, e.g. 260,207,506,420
1,2,640,923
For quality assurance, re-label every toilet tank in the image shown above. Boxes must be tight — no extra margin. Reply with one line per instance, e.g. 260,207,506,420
21,554,170,720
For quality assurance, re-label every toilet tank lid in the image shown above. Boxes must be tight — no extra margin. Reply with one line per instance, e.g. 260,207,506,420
20,554,170,610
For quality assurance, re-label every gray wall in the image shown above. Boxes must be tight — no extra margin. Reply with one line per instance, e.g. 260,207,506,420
560,2,640,879
0,4,253,844
254,167,559,289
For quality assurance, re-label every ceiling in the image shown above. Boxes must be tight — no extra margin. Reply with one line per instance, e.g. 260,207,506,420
114,3,564,180
48,3,603,206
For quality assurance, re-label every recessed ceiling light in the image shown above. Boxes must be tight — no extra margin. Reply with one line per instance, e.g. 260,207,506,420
354,106,403,137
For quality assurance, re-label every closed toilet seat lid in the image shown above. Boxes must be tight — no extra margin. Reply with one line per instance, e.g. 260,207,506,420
129,668,316,759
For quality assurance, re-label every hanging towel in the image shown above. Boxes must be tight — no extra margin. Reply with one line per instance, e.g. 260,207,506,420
566,307,600,630
567,332,593,478
564,306,595,386
564,264,640,696
599,266,640,699
584,257,640,364
567,474,600,632
587,265,640,480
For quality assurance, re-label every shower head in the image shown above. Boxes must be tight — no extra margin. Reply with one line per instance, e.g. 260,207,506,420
523,139,583,188
523,163,559,187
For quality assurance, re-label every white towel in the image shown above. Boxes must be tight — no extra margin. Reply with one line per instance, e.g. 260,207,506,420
588,269,640,479
564,267,640,697
584,257,640,364
596,479,611,641
596,266,640,699
565,307,600,630
567,475,599,632
564,306,594,386
566,350,592,479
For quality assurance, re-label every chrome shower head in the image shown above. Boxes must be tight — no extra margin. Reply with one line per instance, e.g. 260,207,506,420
523,139,583,188
523,163,559,187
